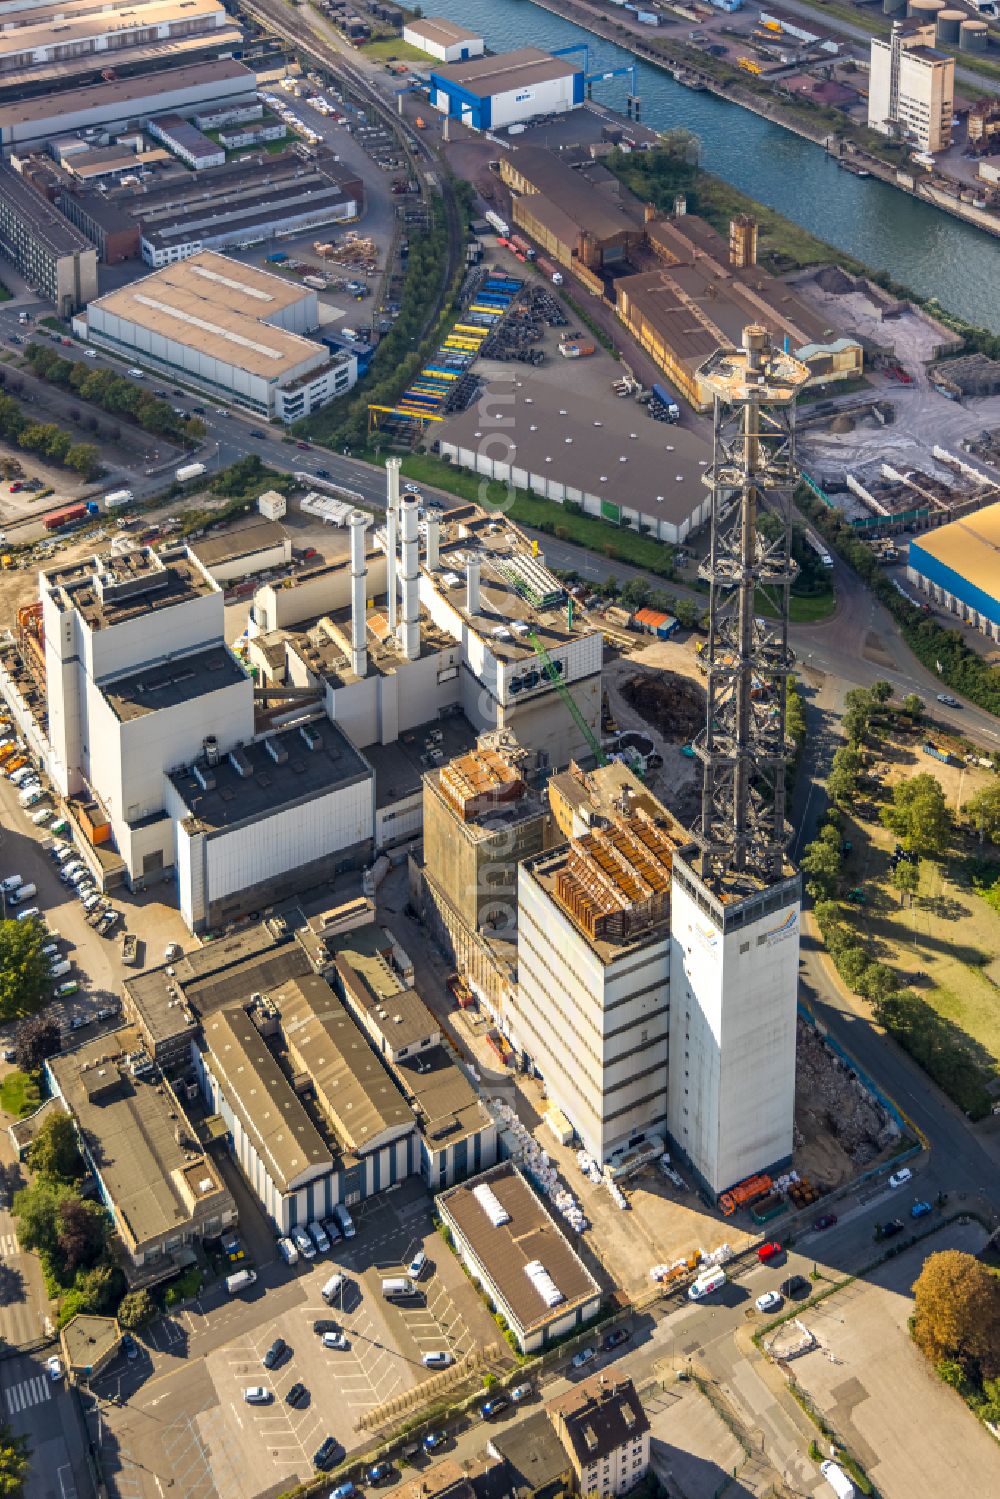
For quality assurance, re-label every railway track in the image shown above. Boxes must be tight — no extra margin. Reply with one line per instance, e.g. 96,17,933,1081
239,0,464,342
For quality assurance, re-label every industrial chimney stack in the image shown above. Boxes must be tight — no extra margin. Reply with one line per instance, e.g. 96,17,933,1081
385,457,400,634
400,495,420,661
466,554,481,616
348,509,368,679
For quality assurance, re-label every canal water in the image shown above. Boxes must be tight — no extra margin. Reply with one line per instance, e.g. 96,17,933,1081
429,0,1000,329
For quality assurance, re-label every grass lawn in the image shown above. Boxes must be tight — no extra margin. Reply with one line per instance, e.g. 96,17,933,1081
394,454,678,577
838,756,1000,1088
362,38,431,63
0,1070,40,1118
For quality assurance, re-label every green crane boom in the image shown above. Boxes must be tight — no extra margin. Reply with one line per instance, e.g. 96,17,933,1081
528,630,607,766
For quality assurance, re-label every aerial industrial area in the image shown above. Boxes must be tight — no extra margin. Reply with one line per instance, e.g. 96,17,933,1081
0,0,997,1498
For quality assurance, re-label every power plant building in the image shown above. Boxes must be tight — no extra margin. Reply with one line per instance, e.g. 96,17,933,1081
906,500,1000,641
512,764,685,1163
428,48,585,131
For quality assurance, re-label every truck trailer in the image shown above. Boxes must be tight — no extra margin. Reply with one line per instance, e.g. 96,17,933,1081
650,382,681,422
484,210,510,237
536,256,564,285
103,489,134,510
44,504,87,531
175,463,206,483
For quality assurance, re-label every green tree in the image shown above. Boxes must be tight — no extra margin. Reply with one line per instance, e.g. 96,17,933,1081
842,686,875,744
27,1112,80,1184
117,1288,156,1331
0,918,51,1022
0,1425,29,1496
891,860,920,902
786,675,806,756
11,1178,73,1258
964,782,1000,844
837,945,871,990
64,442,100,479
881,773,950,858
857,962,899,1003
870,679,893,704
903,693,924,719
801,835,840,898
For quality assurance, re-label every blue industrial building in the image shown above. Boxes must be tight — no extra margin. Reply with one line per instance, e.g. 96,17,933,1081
907,501,1000,642
428,47,585,132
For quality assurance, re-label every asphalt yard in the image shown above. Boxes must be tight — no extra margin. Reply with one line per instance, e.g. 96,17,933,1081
90,1182,498,1499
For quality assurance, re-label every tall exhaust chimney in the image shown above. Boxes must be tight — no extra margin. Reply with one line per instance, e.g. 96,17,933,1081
385,457,401,634
400,494,420,661
425,512,440,571
349,509,368,679
466,554,481,616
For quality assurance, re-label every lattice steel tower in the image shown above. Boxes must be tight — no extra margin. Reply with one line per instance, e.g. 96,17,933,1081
693,325,810,886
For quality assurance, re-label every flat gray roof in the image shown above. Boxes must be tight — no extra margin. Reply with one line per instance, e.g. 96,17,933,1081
438,1162,600,1336
169,719,371,835
49,1034,233,1251
440,367,711,529
406,16,483,46
0,57,252,128
431,47,580,99
191,520,287,570
0,161,94,259
101,644,246,723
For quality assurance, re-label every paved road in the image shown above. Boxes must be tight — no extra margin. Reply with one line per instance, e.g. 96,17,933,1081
0,1350,92,1499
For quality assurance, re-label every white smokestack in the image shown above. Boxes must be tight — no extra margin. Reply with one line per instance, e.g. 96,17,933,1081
385,457,400,634
425,513,440,572
349,510,368,679
466,554,481,616
400,495,420,662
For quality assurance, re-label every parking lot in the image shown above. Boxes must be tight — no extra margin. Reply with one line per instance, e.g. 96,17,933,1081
91,1182,500,1499
0,724,191,1048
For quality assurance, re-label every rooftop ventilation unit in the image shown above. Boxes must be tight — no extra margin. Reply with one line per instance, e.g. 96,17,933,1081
229,746,253,778
264,734,289,765
193,762,216,792
300,722,323,752
524,1258,563,1308
472,1181,510,1226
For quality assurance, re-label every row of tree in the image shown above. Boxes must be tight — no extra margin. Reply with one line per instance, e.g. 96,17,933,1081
23,343,205,448
0,393,100,481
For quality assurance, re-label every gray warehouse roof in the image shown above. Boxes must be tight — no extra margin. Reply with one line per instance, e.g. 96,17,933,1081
0,57,253,129
430,47,581,98
191,520,288,571
437,1162,600,1335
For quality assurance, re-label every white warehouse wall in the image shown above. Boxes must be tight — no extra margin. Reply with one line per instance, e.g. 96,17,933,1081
489,73,578,130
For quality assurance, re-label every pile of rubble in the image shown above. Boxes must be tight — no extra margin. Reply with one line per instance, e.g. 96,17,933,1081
795,1020,900,1166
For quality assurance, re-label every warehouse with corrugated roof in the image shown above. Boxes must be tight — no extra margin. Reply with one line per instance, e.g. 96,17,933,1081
906,500,1000,641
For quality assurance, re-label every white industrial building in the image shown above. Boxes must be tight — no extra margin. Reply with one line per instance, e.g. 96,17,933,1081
38,541,374,930
0,57,257,150
402,16,484,63
76,251,356,422
249,462,604,772
666,853,801,1197
436,1163,602,1352
511,765,683,1163
427,48,585,132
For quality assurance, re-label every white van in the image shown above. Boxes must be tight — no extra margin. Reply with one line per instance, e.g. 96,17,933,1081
688,1267,727,1301
277,1237,299,1266
15,907,40,922
321,1272,345,1304
308,1220,330,1255
820,1460,857,1499
0,875,23,894
381,1277,418,1301
10,883,37,905
333,1203,356,1239
225,1268,257,1295
291,1225,315,1260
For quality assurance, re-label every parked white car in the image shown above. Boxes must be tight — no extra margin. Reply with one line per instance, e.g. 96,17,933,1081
888,1168,913,1189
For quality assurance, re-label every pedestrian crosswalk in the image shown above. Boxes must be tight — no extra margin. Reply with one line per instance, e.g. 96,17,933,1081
5,1375,52,1415
0,1232,19,1258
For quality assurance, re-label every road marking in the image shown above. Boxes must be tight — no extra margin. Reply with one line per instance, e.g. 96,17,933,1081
5,1375,52,1414
0,1232,18,1257
55,1462,77,1499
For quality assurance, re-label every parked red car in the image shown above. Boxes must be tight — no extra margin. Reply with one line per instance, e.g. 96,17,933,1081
757,1242,782,1263
296,441,312,450
813,1213,838,1232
